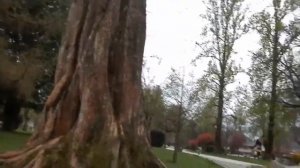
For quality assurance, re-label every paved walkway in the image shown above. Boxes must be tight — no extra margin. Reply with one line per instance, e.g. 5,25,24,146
271,160,300,168
166,147,263,168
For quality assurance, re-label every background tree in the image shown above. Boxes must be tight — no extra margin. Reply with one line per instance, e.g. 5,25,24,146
248,96,270,138
143,85,166,134
279,39,300,108
162,104,198,149
191,74,219,134
163,68,193,163
194,97,218,133
228,85,251,132
249,0,300,157
0,0,165,167
0,0,69,131
194,0,247,152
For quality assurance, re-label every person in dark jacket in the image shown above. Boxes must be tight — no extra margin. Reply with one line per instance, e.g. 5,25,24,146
253,139,262,158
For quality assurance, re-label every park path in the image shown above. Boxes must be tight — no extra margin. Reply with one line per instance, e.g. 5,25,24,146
182,149,263,168
166,147,263,168
271,160,300,168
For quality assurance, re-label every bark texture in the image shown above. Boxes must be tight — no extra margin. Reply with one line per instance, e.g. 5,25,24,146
0,0,165,167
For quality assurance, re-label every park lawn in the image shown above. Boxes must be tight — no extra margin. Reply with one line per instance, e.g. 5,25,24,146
0,132,221,168
152,148,222,168
0,131,31,153
222,154,269,166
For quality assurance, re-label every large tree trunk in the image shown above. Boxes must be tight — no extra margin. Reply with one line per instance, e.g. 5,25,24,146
0,0,165,167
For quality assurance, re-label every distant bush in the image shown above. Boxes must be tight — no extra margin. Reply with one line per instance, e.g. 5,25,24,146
150,130,165,147
197,133,214,146
197,133,215,152
228,132,246,153
188,139,198,150
187,132,215,152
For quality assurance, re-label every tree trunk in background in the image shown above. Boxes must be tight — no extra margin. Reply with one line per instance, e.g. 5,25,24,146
144,110,152,141
172,106,182,163
0,0,165,167
266,0,280,159
22,109,30,131
215,73,225,153
2,94,22,131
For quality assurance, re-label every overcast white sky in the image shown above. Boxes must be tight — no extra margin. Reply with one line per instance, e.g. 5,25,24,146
143,0,272,88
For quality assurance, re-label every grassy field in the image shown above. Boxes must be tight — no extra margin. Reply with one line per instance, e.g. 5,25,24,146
0,131,30,152
152,148,222,168
0,131,274,167
0,131,221,168
220,154,269,166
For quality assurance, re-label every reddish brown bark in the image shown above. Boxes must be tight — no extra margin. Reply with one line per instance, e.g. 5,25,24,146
0,0,165,167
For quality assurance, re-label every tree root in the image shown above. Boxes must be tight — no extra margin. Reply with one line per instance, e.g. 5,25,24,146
0,135,167,168
0,137,63,168
45,74,71,110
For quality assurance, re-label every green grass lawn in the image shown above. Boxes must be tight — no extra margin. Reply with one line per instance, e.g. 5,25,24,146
221,154,269,166
0,131,31,153
0,131,221,168
153,148,222,168
0,131,273,168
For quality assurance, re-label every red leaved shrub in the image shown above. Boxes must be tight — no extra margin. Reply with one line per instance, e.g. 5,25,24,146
197,132,215,146
187,133,215,152
228,132,246,153
188,139,198,150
